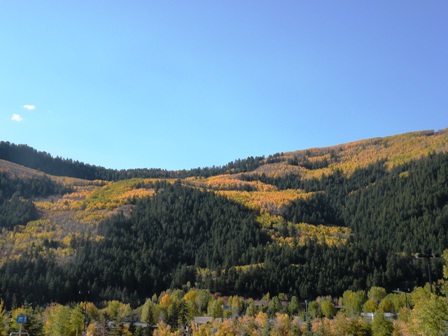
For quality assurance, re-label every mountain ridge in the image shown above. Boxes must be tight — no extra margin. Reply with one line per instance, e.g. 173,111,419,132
1,128,447,179
0,128,447,307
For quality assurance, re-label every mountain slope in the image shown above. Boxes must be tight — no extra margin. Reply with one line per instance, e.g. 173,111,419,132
2,129,446,181
0,128,446,307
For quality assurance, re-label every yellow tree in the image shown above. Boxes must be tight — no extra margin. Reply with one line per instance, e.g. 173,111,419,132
191,323,212,336
43,304,57,336
311,318,332,336
238,315,256,334
215,319,238,336
270,313,294,336
85,302,100,330
153,321,181,336
160,293,172,307
43,303,71,336
331,312,370,336
255,311,270,335
0,300,9,336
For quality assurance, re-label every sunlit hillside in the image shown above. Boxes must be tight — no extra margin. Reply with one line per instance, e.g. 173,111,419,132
0,128,447,306
253,129,448,179
0,129,446,265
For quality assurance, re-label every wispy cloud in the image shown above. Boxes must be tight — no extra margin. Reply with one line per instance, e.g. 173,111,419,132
23,104,36,110
11,113,24,122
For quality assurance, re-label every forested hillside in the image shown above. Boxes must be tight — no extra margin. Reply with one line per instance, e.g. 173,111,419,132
0,129,447,309
0,141,266,180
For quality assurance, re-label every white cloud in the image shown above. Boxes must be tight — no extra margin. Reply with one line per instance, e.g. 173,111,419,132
23,104,36,110
11,113,23,122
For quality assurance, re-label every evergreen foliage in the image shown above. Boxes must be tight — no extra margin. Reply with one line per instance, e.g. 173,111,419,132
0,141,266,181
65,184,268,304
0,172,69,228
0,136,446,309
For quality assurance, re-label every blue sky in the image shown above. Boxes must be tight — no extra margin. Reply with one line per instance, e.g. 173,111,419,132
1,1,447,170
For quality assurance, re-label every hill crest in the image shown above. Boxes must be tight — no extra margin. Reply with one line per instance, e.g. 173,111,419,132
1,128,447,180
0,128,447,306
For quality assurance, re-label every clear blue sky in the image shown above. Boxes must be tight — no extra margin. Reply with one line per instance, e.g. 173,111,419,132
1,1,447,170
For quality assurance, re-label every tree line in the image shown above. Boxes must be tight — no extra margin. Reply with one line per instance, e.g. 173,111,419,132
0,141,267,181
0,281,447,335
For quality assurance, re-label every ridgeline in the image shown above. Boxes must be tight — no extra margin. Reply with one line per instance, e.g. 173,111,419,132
0,129,447,307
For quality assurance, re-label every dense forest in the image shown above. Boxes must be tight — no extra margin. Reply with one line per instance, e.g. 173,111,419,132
0,172,69,228
0,131,447,312
0,155,446,307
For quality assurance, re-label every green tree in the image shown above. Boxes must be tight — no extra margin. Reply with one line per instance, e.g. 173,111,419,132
441,248,448,296
195,290,211,314
178,299,193,328
368,287,387,305
14,305,44,336
228,296,244,317
141,299,157,327
410,294,448,336
70,304,85,336
246,300,256,317
207,299,223,318
342,290,366,317
288,296,299,316
372,313,393,336
320,299,336,319
103,300,131,323
308,301,321,319
267,296,282,317
377,298,394,313
166,299,181,329
363,299,377,313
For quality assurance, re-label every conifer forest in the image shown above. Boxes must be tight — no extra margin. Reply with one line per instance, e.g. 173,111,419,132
0,129,447,335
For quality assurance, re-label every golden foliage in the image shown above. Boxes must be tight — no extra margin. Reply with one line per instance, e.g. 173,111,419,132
160,293,172,307
118,188,154,200
2,128,445,274
1,181,112,264
257,213,350,247
247,161,305,178
0,220,78,264
153,321,182,336
82,178,171,211
217,189,311,214
281,128,448,179
186,174,276,192
233,263,264,272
